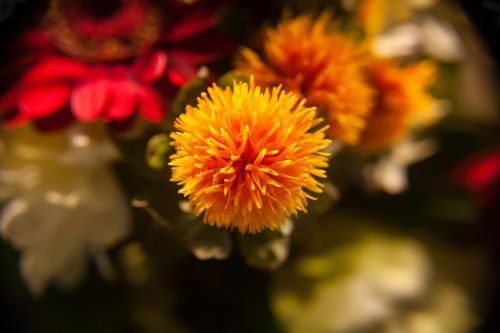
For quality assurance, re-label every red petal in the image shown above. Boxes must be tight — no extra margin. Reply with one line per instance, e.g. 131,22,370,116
23,58,88,84
19,84,71,118
0,85,22,114
164,10,217,43
135,51,168,82
453,152,500,195
71,79,110,121
166,55,198,87
105,79,137,121
138,86,164,122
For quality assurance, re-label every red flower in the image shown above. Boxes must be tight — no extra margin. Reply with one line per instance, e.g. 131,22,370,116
0,0,233,130
2,52,166,130
452,149,500,204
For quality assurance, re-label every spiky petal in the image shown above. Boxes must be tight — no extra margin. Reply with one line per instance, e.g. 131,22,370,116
235,13,374,145
357,58,438,152
169,78,331,233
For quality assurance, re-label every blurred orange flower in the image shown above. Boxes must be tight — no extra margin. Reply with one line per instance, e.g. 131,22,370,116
357,57,437,152
235,13,374,145
169,78,331,233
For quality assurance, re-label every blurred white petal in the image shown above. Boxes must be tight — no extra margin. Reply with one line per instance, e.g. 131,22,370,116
364,139,437,194
273,232,431,333
279,218,294,237
373,23,422,57
420,16,465,62
62,124,120,166
0,126,131,295
385,284,477,333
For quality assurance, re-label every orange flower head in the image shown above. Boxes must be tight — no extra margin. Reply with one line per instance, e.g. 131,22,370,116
169,78,331,233
235,13,374,145
357,57,438,152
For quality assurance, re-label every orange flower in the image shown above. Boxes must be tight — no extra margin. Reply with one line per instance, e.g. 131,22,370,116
357,57,437,152
235,13,374,145
357,0,386,37
357,0,411,37
169,78,331,233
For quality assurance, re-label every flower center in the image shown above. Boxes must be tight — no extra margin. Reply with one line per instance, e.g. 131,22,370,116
46,0,161,62
79,0,123,20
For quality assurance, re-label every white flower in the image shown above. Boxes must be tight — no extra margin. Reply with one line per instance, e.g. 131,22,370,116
363,139,438,194
272,223,481,333
272,232,431,333
0,125,131,295
372,16,465,62
385,284,477,333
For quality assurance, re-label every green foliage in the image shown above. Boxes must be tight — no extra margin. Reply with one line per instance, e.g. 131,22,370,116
170,77,208,117
145,134,170,170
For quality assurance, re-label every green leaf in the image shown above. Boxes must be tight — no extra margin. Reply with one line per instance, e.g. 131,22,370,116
146,134,170,170
188,224,233,260
170,77,207,117
217,71,248,88
237,227,291,271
